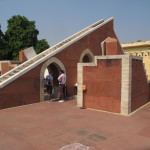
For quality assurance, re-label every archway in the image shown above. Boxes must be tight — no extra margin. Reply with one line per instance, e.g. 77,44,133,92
75,49,94,96
79,49,94,63
40,57,66,101
82,54,92,62
48,63,60,85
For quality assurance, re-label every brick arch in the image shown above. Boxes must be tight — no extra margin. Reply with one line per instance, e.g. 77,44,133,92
40,57,66,101
79,49,94,63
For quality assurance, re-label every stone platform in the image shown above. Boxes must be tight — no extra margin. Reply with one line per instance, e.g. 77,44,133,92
0,99,150,150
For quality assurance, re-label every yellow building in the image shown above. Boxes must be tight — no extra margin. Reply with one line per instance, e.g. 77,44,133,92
122,41,150,80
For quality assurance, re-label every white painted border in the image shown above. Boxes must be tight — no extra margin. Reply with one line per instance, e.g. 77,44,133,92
79,49,94,63
121,55,132,115
40,57,66,101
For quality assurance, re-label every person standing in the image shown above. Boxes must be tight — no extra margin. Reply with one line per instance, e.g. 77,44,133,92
58,70,66,102
45,72,54,101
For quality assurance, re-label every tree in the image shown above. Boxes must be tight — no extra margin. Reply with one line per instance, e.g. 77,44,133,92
35,39,49,54
5,15,39,60
0,25,8,60
1,15,50,60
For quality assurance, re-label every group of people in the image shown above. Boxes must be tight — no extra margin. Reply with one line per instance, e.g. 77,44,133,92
45,69,66,102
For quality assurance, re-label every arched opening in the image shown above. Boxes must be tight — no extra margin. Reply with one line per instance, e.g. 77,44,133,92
48,63,60,86
82,54,92,62
76,50,94,97
44,63,61,100
79,49,94,63
40,57,66,101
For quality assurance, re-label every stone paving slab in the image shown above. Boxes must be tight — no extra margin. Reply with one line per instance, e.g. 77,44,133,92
0,99,150,150
59,142,95,150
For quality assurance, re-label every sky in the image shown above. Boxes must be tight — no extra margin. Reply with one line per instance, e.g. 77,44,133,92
0,0,150,46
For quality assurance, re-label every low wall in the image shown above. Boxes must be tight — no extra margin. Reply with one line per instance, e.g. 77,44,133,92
0,61,20,75
0,64,41,109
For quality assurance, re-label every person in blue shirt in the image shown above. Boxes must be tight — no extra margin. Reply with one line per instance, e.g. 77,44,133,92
45,72,54,101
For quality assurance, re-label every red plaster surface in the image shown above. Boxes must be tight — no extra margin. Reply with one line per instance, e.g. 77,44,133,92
0,64,42,109
105,37,123,55
1,62,9,74
0,19,123,109
1,62,16,75
131,60,149,112
19,50,27,63
1,62,18,75
54,20,121,97
0,100,150,150
83,59,121,113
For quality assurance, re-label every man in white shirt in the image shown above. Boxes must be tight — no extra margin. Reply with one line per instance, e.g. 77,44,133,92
58,70,66,102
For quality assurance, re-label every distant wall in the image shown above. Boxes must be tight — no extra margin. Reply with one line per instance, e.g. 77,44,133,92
122,41,150,80
19,51,27,63
0,61,20,75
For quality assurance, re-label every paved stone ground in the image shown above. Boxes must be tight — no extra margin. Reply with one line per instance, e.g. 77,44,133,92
0,99,150,150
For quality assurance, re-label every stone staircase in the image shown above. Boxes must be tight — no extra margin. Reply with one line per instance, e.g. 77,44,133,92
0,18,113,88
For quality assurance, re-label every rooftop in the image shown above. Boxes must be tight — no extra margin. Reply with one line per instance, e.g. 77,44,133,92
122,41,150,48
0,99,150,150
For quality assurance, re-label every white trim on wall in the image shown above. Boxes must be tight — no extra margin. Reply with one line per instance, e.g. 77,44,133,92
79,49,94,63
40,57,66,101
77,55,144,115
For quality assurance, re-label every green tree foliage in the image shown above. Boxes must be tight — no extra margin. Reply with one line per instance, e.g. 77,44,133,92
5,15,39,60
3,15,50,60
35,39,49,54
0,25,8,60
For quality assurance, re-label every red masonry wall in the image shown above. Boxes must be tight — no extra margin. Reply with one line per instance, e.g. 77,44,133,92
1,62,10,74
0,19,122,109
19,50,27,63
0,64,42,109
54,20,121,96
1,62,15,75
83,59,122,113
131,59,149,112
105,37,124,55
